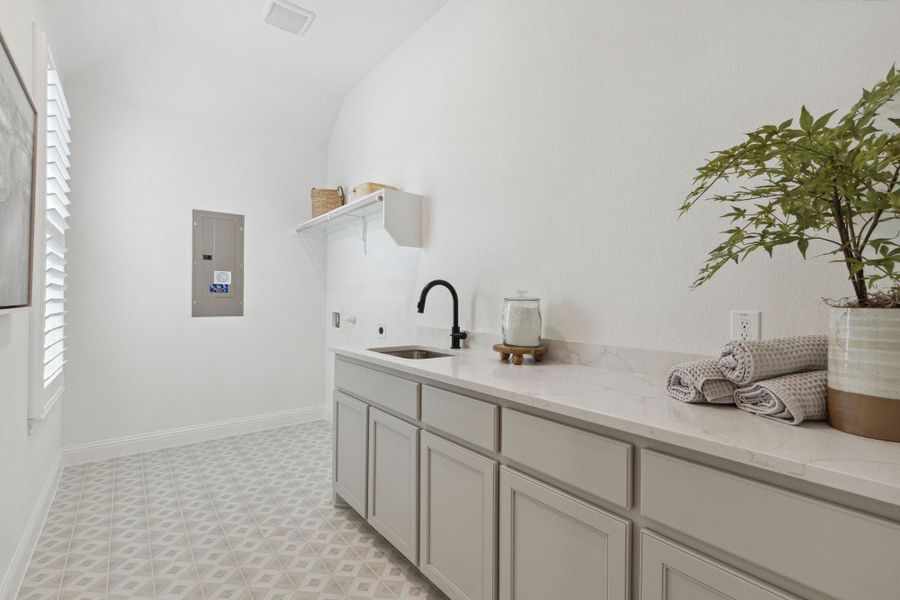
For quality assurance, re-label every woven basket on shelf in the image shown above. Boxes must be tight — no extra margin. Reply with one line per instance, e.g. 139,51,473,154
311,186,344,218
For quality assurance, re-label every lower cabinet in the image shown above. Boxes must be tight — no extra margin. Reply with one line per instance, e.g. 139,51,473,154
499,467,630,600
333,391,368,517
640,532,797,600
368,406,420,564
420,431,498,600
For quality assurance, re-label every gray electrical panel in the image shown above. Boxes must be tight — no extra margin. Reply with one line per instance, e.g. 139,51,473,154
192,210,244,317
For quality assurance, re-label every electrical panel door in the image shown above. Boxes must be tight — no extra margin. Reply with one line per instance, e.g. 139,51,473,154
192,210,244,317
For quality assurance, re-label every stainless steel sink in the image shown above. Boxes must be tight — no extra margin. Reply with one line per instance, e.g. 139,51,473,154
368,346,452,359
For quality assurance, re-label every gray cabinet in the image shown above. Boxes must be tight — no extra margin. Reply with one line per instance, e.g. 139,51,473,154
420,431,497,600
368,406,420,563
640,532,797,600
499,467,629,600
333,391,368,517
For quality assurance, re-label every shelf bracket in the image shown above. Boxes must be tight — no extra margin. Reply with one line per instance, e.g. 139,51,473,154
345,214,368,254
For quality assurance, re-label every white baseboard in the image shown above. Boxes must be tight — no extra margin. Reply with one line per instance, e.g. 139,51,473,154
62,405,327,466
0,456,61,600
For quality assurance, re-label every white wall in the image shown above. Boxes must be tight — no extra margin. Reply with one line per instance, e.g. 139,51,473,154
57,77,328,447
0,0,63,594
326,0,900,358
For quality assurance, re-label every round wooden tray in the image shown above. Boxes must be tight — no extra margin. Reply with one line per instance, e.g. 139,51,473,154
493,343,547,365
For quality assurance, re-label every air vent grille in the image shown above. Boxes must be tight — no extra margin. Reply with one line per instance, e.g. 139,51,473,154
262,0,315,36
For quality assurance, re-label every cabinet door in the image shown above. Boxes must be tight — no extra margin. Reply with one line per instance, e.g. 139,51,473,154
420,432,497,600
333,391,368,517
499,467,629,600
641,532,797,600
368,407,419,563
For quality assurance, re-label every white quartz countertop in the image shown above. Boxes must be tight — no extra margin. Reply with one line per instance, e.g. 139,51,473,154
331,343,900,508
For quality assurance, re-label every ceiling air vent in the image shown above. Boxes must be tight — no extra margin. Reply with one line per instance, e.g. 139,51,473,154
261,0,316,36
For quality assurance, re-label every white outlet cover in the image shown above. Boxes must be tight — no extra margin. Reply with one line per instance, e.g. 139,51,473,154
730,310,761,341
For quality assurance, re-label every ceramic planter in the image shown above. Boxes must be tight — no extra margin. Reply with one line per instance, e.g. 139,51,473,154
827,307,900,442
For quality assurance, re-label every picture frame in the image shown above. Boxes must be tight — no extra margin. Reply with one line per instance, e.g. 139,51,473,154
0,27,37,311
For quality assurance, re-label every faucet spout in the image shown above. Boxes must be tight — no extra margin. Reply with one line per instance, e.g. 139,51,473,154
417,279,467,349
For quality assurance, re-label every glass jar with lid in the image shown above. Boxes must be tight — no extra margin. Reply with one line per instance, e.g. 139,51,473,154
501,291,542,347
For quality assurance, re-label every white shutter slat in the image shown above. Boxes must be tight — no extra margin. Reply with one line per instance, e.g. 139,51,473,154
48,130,70,156
46,252,66,273
48,71,71,117
47,197,70,223
43,364,65,388
47,177,68,199
44,341,66,364
46,237,67,257
48,156,70,181
48,163,70,188
49,190,70,208
47,114,71,143
43,356,65,381
46,209,69,234
44,313,65,333
44,328,65,349
45,268,66,287
48,101,70,131
48,145,70,169
45,299,65,317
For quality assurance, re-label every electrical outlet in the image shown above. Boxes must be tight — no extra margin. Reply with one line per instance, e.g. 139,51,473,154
730,310,761,341
329,308,342,330
376,322,387,340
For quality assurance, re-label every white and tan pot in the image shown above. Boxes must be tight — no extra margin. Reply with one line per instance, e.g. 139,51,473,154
827,307,900,442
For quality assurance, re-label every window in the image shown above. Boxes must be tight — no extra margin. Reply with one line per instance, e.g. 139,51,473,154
43,68,70,388
29,44,71,420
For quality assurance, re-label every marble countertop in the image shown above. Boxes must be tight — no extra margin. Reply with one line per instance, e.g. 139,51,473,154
331,341,900,508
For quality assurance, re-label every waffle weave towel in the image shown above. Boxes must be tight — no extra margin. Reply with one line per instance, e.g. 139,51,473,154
667,359,736,404
718,335,828,385
733,370,828,424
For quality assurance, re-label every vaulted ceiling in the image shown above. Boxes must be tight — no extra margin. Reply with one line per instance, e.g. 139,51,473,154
39,0,447,136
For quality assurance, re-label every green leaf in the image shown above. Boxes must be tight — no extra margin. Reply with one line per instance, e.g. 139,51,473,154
797,238,809,258
799,106,813,132
813,110,837,131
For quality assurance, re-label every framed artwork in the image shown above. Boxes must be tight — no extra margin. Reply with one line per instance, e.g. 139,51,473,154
0,29,37,310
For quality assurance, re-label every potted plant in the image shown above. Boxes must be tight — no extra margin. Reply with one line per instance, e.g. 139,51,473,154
680,66,900,441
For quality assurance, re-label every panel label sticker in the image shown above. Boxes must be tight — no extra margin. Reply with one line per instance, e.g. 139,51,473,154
213,271,232,285
209,284,229,293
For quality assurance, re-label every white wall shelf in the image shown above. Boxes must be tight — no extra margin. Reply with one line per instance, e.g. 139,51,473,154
294,188,423,252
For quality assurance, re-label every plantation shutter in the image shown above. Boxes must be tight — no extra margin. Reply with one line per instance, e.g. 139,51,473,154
43,68,70,387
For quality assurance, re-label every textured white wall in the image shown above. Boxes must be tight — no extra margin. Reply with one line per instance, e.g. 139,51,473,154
59,82,327,447
326,0,900,360
0,0,64,591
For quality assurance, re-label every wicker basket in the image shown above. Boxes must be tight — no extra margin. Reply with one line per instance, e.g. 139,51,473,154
311,186,344,218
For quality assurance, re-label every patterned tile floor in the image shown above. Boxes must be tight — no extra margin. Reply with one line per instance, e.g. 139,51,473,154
17,421,446,600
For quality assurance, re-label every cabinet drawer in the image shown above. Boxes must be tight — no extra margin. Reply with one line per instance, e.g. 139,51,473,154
641,450,900,600
335,358,420,419
641,531,797,600
501,408,632,508
422,386,499,452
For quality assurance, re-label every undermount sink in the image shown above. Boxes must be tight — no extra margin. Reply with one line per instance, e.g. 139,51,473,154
368,346,452,360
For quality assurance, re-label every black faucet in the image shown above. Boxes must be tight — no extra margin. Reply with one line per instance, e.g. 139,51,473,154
417,279,468,349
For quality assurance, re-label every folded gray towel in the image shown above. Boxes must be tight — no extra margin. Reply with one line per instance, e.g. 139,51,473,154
734,370,828,424
718,335,828,385
667,359,736,404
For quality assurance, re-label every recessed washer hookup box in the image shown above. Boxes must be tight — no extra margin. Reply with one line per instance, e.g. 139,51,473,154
192,209,244,317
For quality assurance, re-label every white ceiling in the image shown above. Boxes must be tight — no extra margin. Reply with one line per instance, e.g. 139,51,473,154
39,0,447,135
